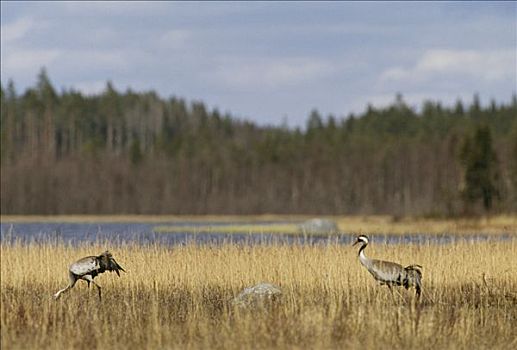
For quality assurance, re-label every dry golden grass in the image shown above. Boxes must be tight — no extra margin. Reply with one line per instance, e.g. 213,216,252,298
1,238,516,349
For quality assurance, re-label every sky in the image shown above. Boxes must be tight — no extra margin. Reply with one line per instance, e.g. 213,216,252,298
1,1,516,127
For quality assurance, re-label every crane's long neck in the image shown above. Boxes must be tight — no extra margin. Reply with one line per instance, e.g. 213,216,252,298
97,255,108,272
358,243,373,269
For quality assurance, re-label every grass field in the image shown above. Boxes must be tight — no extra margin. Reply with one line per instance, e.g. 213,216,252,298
1,238,516,349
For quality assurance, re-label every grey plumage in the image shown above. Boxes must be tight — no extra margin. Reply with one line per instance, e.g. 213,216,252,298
353,235,422,298
54,251,125,300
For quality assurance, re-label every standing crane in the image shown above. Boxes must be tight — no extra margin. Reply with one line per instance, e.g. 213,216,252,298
54,251,125,300
353,235,422,298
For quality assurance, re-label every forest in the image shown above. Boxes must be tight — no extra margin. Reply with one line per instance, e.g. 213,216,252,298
1,69,516,216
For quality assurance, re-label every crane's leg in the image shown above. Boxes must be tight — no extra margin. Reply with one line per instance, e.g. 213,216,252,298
54,273,77,300
414,275,422,300
386,284,397,302
393,288,407,303
386,284,405,303
83,275,102,301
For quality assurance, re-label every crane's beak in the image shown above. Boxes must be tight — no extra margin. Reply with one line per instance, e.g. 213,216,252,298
116,263,125,276
352,239,359,246
110,258,125,276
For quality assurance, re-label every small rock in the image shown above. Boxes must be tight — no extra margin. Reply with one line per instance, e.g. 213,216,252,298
298,218,338,234
232,282,282,308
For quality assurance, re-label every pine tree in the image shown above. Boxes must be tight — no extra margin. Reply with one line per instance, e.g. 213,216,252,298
460,125,500,213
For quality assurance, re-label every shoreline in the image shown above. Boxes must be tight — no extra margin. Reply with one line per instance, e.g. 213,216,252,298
1,214,516,235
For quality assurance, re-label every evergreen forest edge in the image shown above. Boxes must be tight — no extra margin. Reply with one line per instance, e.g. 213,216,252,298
1,69,516,216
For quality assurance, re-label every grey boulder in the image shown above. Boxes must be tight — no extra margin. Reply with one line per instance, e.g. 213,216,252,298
232,282,282,308
298,218,338,234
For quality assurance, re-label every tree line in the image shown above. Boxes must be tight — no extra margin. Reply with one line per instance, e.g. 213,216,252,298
1,69,516,216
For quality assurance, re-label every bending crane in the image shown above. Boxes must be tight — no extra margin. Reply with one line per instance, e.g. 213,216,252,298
54,251,125,300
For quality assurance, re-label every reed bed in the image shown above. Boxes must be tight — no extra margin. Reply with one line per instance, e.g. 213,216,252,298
1,239,516,349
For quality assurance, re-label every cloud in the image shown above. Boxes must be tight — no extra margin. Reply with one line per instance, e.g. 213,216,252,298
0,17,35,43
64,50,131,70
1,16,59,79
72,80,109,95
380,49,515,85
1,47,135,79
157,30,191,50
213,57,337,89
60,2,169,16
1,48,61,74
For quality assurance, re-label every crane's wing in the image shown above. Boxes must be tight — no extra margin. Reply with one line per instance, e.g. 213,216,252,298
69,256,99,276
370,259,404,283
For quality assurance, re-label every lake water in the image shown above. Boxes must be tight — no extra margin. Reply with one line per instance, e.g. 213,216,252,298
0,220,512,246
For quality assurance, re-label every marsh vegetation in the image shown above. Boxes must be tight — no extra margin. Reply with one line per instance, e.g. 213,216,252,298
2,239,516,349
